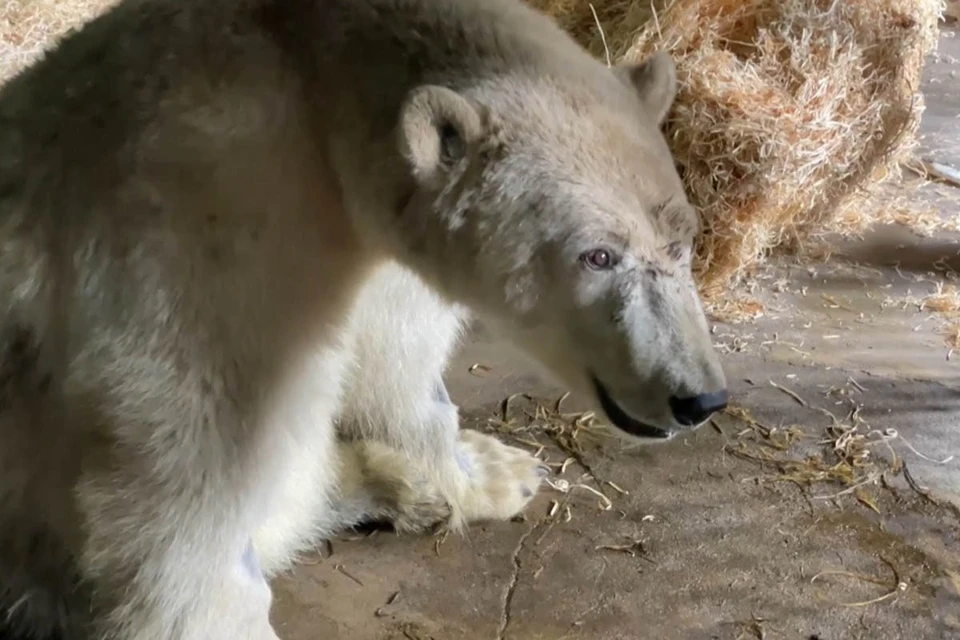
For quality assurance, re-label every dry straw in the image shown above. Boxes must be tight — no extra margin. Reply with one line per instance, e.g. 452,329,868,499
530,0,943,298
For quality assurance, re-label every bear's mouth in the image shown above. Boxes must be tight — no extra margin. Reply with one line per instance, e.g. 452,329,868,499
590,375,671,440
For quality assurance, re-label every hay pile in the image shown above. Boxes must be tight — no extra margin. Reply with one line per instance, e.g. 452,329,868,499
530,0,942,298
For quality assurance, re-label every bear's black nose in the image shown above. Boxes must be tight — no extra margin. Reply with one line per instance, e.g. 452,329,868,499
669,390,728,426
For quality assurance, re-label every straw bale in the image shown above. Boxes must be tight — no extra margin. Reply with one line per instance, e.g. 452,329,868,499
530,0,942,298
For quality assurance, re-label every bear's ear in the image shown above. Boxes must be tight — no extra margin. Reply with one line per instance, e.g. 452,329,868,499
398,85,485,186
614,50,677,125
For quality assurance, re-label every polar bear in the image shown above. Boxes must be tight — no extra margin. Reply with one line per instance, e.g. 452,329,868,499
0,0,728,638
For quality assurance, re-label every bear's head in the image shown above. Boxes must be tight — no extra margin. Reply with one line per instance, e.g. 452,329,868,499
394,51,727,441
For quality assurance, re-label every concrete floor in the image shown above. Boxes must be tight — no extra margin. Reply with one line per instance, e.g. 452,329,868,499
271,27,960,640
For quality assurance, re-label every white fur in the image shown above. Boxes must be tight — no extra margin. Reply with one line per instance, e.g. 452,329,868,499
0,0,724,638
254,261,546,575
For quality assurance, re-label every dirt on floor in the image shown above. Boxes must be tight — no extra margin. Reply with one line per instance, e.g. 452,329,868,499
270,26,960,640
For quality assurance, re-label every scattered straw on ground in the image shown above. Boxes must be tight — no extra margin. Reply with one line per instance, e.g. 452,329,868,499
829,173,960,239
945,322,960,349
481,392,630,521
490,378,958,525
922,282,960,351
530,0,942,299
884,279,960,351
919,281,960,314
810,559,908,608
718,378,956,515
706,294,766,325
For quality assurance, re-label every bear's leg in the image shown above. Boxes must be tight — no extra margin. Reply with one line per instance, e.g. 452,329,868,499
335,261,547,530
253,392,544,580
252,434,454,577
75,411,283,640
248,337,454,577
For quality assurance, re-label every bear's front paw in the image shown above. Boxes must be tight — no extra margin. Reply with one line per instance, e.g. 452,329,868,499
451,429,548,523
358,441,453,534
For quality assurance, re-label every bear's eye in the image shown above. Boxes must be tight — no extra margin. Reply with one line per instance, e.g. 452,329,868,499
580,248,617,271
